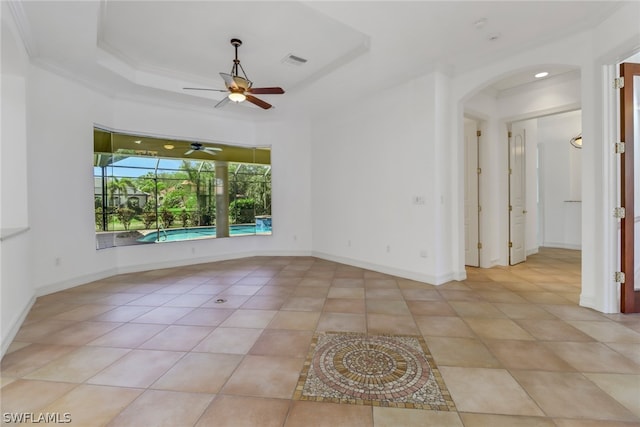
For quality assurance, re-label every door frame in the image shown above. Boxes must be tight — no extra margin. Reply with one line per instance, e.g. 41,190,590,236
619,62,640,313
464,118,481,267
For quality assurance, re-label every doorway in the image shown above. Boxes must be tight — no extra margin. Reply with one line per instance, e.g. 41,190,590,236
506,112,582,264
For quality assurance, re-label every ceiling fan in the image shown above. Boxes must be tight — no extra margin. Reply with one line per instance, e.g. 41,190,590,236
184,38,285,110
185,142,222,156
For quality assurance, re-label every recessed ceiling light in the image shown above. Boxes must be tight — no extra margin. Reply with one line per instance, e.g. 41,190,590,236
164,144,174,150
134,140,142,144
535,72,549,78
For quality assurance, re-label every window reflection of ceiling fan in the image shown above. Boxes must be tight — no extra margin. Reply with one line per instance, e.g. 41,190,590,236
185,142,222,156
184,39,285,110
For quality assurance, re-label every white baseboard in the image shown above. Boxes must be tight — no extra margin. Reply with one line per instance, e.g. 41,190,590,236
36,268,120,297
114,250,313,276
4,250,313,357
1,294,36,358
526,247,539,256
312,251,458,286
542,242,582,250
36,250,314,296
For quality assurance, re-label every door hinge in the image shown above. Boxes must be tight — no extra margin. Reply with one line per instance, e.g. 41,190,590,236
477,242,483,250
508,131,512,138
614,77,624,89
508,241,513,248
615,142,625,154
477,167,482,174
478,205,482,213
509,205,513,212
614,207,626,219
614,271,626,283
476,130,482,137
509,168,513,175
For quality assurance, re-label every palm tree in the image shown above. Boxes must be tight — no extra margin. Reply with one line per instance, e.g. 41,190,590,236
107,177,134,207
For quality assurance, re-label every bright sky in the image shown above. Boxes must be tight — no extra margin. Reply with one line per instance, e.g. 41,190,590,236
94,156,196,178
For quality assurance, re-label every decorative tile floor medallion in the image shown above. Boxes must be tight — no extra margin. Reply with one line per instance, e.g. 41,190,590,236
294,332,456,410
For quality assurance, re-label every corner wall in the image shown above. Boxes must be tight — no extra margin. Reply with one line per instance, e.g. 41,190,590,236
310,72,458,284
1,6,34,356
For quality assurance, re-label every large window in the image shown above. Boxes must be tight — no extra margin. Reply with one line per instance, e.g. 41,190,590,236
94,128,271,249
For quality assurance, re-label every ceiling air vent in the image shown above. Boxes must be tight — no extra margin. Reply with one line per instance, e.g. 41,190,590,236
282,54,308,66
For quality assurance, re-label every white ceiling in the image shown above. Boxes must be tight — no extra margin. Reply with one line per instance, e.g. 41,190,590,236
6,1,621,117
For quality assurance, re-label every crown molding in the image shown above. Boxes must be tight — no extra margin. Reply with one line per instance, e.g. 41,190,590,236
6,0,38,57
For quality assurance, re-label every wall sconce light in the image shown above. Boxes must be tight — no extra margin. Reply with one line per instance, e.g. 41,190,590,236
570,134,582,149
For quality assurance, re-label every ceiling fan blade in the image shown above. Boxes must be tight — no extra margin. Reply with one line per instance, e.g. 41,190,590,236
204,147,222,152
185,149,195,155
248,87,285,95
183,87,227,92
214,97,230,109
220,73,238,89
246,94,272,110
202,149,218,156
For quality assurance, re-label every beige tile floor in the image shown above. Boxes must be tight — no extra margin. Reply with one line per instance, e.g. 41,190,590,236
2,248,640,426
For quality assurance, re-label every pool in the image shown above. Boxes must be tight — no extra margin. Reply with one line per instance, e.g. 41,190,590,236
137,225,272,243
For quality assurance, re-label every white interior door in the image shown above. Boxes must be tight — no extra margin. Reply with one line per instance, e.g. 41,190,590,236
464,119,480,267
509,123,526,265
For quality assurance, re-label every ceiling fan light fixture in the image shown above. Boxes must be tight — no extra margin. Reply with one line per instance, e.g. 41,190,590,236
228,92,246,103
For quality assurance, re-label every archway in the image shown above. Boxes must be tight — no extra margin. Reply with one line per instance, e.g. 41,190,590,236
458,65,582,271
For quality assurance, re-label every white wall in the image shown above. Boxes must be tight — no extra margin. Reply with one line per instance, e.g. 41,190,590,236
23,68,314,291
1,75,28,227
1,7,34,356
310,72,457,284
538,110,582,249
26,66,117,292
